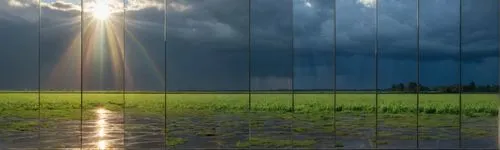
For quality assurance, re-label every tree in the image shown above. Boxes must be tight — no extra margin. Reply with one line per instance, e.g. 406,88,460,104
391,84,397,91
398,83,405,91
465,81,476,92
419,84,429,92
407,82,418,92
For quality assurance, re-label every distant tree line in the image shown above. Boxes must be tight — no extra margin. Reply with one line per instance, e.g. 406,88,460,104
388,81,499,93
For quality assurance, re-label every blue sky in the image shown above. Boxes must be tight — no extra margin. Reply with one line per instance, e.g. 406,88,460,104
0,0,498,91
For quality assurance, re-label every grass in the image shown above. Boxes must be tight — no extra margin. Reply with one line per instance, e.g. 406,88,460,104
236,137,316,148
0,93,497,120
135,93,496,116
335,141,344,147
167,137,187,147
293,127,306,132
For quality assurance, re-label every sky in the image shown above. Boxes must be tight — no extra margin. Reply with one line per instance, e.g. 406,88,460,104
0,0,498,91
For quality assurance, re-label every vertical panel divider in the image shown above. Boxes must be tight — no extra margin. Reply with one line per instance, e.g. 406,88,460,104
333,0,337,147
497,0,500,148
375,0,379,148
291,0,295,148
164,0,168,149
416,0,420,148
38,0,42,148
80,0,84,149
459,0,463,148
122,0,127,148
248,0,252,149
498,0,500,148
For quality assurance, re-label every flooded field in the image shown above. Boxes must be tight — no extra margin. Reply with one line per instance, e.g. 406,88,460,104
0,108,497,149
0,93,497,149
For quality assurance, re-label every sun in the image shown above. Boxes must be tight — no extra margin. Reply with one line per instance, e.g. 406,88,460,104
93,1,110,21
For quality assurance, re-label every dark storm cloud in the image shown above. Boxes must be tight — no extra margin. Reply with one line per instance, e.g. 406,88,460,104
124,7,165,91
0,0,498,90
164,0,251,90
52,1,75,9
0,1,39,90
334,0,498,62
0,20,39,90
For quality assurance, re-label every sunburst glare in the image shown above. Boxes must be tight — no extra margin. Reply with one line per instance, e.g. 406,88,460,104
45,0,164,91
93,0,111,21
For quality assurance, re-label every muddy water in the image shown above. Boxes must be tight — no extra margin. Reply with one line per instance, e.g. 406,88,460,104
0,109,497,149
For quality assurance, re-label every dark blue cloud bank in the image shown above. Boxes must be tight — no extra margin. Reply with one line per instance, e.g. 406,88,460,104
0,0,498,91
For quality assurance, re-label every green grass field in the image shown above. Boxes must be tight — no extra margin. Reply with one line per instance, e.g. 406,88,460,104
0,93,497,120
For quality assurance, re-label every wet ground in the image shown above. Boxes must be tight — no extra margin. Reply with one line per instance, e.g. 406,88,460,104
0,108,497,149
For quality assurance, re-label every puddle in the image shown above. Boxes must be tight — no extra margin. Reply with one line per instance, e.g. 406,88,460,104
0,142,6,149
82,108,123,149
0,110,497,149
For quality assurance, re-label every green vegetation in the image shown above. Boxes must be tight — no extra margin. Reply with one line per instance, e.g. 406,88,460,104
0,93,497,120
236,137,316,148
389,81,499,93
376,140,389,145
293,127,306,132
335,141,344,147
167,137,187,147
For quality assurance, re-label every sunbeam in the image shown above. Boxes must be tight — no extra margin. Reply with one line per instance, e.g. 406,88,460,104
46,0,125,90
46,0,164,91
124,28,165,87
42,17,82,31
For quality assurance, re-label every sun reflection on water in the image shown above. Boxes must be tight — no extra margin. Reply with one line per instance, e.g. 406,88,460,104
98,140,107,150
97,119,106,127
96,108,108,149
97,108,107,114
97,128,105,137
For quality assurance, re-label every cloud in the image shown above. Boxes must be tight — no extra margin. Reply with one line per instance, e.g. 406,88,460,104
7,0,81,12
168,0,191,12
126,0,163,11
7,0,36,8
358,0,376,8
325,0,498,62
42,1,81,12
8,0,31,7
